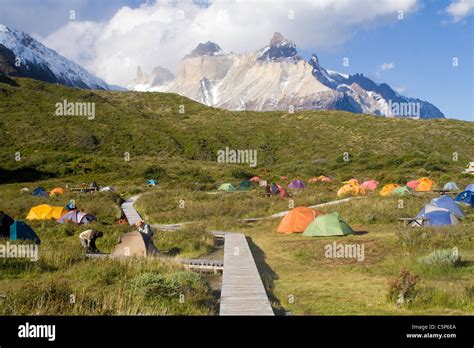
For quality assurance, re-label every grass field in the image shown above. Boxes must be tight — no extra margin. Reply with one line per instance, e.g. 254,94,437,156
0,77,473,315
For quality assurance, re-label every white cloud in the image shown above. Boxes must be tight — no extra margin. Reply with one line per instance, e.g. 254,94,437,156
447,0,474,22
40,0,419,86
380,62,395,71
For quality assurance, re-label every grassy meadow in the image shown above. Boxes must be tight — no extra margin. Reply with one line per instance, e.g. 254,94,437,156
0,77,473,315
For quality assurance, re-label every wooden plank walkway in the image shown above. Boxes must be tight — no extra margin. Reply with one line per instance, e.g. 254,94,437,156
121,195,142,225
218,231,274,316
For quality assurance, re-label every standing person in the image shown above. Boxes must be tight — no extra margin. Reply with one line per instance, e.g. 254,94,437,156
79,229,103,253
136,220,154,238
0,211,14,238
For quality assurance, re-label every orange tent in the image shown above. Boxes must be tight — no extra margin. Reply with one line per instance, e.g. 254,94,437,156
250,176,260,182
49,187,66,196
277,207,322,234
342,178,359,185
415,177,435,192
379,184,400,196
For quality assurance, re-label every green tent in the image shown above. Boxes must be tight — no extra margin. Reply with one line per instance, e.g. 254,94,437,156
218,183,236,192
303,212,353,237
238,180,253,191
392,186,413,196
9,220,41,244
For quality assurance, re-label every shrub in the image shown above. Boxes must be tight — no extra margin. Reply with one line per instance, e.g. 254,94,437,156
387,268,419,305
143,165,168,180
418,248,460,267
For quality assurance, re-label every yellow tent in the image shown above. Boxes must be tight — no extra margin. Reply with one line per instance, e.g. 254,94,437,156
342,179,359,185
415,177,435,192
379,184,400,196
26,204,65,220
337,184,366,197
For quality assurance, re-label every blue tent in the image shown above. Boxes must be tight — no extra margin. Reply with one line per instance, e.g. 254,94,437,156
455,190,474,207
147,179,158,186
443,182,459,191
32,187,49,197
9,221,41,244
415,205,460,227
429,195,464,218
465,184,474,192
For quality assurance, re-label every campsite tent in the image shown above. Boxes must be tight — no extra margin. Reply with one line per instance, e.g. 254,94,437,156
57,210,96,225
49,187,66,196
414,205,460,227
288,179,306,189
337,184,366,197
277,207,321,234
443,182,459,191
455,190,474,207
415,177,435,192
308,178,319,183
280,176,288,181
406,180,420,190
218,183,236,192
238,180,253,191
99,186,115,192
379,184,399,196
147,179,158,186
26,204,65,220
465,184,474,192
9,221,41,244
32,187,49,197
361,180,379,191
303,212,353,237
320,176,332,182
392,186,413,196
112,231,159,257
429,195,464,218
0,212,14,238
342,179,359,186
250,176,260,183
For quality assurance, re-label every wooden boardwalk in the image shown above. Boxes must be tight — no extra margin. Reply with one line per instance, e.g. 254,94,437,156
216,231,274,316
121,195,142,225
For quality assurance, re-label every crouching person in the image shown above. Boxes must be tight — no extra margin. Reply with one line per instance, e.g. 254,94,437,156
79,229,104,254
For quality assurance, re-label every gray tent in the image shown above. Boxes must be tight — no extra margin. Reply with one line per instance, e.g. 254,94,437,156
112,231,159,257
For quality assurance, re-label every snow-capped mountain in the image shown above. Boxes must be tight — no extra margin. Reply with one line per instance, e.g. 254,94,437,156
129,32,444,118
0,24,108,90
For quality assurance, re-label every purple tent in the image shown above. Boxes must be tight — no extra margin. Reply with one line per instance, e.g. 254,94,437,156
288,179,306,189
57,210,96,225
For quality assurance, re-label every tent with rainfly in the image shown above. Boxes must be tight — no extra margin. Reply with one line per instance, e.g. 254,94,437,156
238,180,253,191
49,187,66,196
465,184,474,192
361,180,379,191
379,184,399,196
112,231,159,257
9,221,41,244
413,205,460,227
443,182,459,191
57,210,96,225
429,195,464,217
147,179,158,186
415,177,435,192
406,180,420,190
26,204,65,220
303,212,353,237
337,184,366,197
277,207,321,234
455,190,474,207
392,186,413,196
288,179,306,189
32,187,49,197
218,183,236,192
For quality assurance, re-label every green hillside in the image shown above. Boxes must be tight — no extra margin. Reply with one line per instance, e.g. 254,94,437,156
1,77,473,185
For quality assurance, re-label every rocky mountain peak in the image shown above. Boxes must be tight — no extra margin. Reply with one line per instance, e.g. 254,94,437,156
185,41,223,58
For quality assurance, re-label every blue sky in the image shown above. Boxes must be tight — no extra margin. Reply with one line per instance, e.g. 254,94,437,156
1,0,473,120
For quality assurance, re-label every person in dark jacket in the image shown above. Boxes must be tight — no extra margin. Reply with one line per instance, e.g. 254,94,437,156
0,211,14,238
